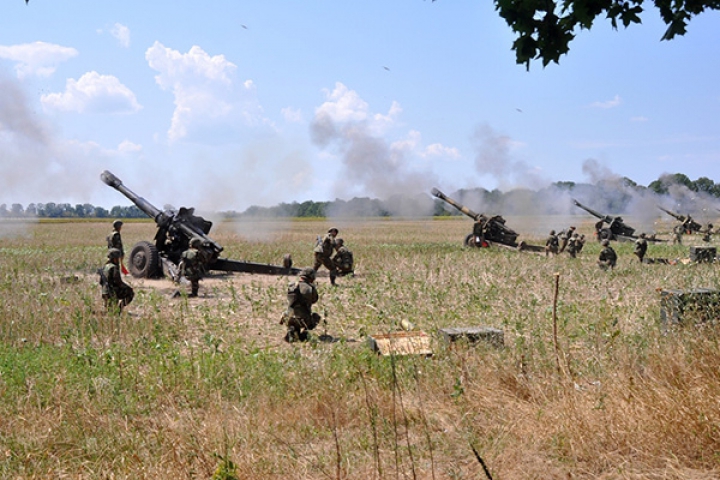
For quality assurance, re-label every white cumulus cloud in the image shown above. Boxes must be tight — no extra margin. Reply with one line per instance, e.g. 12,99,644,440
145,41,266,143
41,71,142,114
0,41,78,78
110,23,130,48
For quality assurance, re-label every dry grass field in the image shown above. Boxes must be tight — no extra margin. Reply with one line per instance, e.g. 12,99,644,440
0,217,719,479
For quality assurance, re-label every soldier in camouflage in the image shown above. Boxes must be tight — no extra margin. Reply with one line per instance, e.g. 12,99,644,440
107,220,128,274
179,237,205,297
634,233,648,263
101,248,134,313
545,230,559,257
597,239,617,270
281,267,321,342
313,227,339,285
332,238,354,276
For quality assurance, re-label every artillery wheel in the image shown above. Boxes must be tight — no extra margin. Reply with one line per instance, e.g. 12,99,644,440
282,254,293,269
598,228,613,242
129,241,162,278
464,233,489,248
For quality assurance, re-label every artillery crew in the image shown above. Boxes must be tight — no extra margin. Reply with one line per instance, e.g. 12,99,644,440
107,220,128,274
597,239,617,270
281,267,321,342
179,237,206,297
634,233,648,263
545,230,559,257
332,238,354,276
313,227,339,285
558,226,576,253
702,223,713,243
100,248,134,312
566,233,580,258
672,224,683,245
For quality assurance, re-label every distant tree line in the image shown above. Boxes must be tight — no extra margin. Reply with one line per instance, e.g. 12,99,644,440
2,173,719,219
0,203,145,219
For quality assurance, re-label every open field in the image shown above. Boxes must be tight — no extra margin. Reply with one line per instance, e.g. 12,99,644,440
1,217,719,479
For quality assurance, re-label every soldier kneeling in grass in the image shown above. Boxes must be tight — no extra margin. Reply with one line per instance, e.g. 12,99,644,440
332,238,354,277
100,248,134,313
281,268,321,342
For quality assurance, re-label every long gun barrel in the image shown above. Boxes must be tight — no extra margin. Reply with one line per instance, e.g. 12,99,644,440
100,170,223,254
572,199,611,223
657,206,685,222
431,187,482,221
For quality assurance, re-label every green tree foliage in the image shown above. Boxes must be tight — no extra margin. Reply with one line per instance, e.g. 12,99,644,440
488,0,720,68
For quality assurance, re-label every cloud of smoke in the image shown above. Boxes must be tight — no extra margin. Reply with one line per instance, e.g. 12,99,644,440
310,83,438,217
0,72,112,206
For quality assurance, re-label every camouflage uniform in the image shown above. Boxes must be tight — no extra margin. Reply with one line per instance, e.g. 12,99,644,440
566,233,580,258
702,223,713,243
672,224,683,245
313,228,338,285
101,249,134,312
332,239,354,276
597,240,617,270
179,238,205,297
545,230,559,257
558,226,576,253
107,220,124,256
634,233,648,262
281,268,321,342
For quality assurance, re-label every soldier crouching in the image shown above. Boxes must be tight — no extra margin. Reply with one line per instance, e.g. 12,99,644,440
100,248,134,313
281,268,321,342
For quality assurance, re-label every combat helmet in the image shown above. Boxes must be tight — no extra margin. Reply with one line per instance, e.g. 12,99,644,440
107,248,122,259
601,239,610,246
190,237,203,248
113,220,123,230
335,238,344,246
300,267,316,281
328,227,339,234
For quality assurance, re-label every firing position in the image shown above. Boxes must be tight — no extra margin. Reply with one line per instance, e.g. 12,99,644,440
100,248,134,312
332,238,354,276
281,267,321,342
634,233,648,263
313,227,339,285
597,239,617,271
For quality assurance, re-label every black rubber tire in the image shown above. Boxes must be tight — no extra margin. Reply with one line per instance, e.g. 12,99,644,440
598,228,613,241
283,254,293,269
464,233,483,248
129,241,162,278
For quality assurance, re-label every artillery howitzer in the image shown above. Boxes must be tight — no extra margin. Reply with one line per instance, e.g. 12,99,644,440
100,170,299,279
573,199,661,243
657,206,702,234
431,188,543,252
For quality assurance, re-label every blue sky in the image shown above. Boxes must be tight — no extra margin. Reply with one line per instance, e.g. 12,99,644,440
0,0,718,212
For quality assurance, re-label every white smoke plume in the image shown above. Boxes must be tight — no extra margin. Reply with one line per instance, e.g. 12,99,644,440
310,83,438,217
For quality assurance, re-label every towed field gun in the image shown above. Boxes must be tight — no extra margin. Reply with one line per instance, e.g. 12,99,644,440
100,170,299,279
431,188,543,252
657,206,702,234
572,199,662,243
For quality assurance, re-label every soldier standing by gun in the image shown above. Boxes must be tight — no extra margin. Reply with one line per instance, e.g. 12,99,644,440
332,238,354,276
672,224,683,245
545,230,559,257
634,233,648,263
597,239,617,270
107,220,129,275
178,237,205,297
281,267,321,342
313,227,339,285
100,248,134,313
702,223,713,242
566,232,580,258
